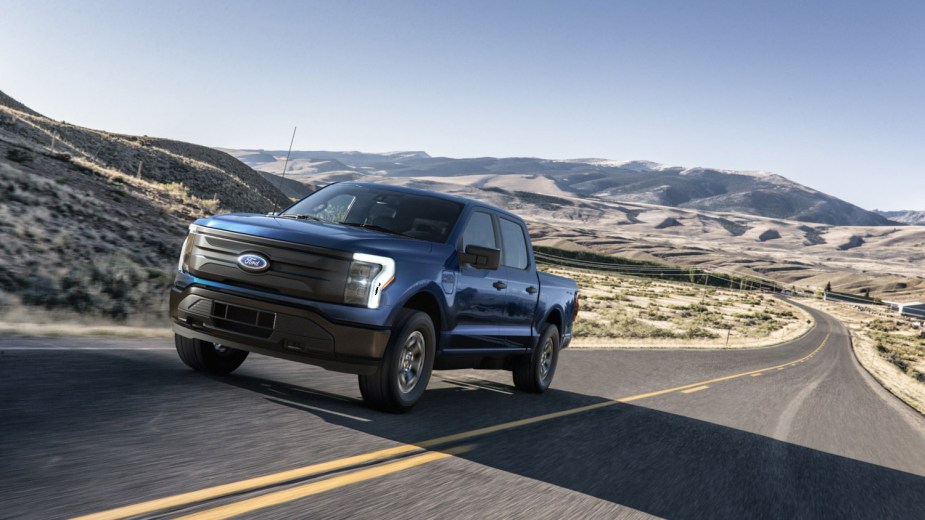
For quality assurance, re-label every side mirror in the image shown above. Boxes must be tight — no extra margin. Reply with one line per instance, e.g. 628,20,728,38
459,245,501,270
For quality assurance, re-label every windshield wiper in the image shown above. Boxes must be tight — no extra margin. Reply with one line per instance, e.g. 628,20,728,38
274,213,326,222
340,222,410,238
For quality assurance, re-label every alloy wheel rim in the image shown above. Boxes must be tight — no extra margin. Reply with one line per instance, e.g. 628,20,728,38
398,330,426,394
539,337,554,381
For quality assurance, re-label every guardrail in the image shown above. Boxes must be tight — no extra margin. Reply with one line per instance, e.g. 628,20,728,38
822,291,888,307
533,247,784,293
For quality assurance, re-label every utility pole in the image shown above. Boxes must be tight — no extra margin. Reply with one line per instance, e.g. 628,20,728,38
136,161,143,178
700,270,710,306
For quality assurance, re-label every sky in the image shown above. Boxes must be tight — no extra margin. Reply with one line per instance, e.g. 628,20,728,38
1,0,923,210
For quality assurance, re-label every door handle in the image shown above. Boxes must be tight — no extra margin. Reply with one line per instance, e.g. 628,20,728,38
493,281,507,290
526,286,538,294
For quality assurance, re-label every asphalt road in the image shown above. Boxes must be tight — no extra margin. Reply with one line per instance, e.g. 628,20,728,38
2,302,925,519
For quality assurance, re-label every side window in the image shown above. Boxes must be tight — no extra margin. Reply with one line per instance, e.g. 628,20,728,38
461,211,496,250
499,218,529,269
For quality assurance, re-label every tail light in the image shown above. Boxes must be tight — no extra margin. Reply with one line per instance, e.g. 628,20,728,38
572,291,580,323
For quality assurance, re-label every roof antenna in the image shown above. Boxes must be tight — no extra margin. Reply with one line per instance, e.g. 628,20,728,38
272,126,297,214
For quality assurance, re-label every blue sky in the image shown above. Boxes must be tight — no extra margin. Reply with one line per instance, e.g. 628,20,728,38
1,0,922,210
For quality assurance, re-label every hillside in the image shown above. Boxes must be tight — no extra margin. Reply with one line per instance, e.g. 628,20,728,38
229,149,893,226
0,91,288,321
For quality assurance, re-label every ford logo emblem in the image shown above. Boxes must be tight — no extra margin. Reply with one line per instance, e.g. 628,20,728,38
237,253,270,273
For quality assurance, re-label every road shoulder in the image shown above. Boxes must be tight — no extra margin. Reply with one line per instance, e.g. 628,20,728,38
802,299,925,416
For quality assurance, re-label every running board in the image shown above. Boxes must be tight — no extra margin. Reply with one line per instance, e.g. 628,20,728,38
440,347,530,356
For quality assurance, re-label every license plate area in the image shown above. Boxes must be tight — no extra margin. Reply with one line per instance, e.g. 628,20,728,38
211,302,276,338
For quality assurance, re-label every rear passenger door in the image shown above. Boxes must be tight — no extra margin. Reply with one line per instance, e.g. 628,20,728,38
496,217,540,348
450,210,506,349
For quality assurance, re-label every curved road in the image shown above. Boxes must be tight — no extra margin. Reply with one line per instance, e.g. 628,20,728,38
2,303,925,519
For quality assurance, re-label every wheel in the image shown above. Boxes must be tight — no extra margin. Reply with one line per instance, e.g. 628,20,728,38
175,334,248,375
358,310,435,413
513,324,559,393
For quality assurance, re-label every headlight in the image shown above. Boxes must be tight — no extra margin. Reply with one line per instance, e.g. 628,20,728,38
177,225,199,272
344,253,395,309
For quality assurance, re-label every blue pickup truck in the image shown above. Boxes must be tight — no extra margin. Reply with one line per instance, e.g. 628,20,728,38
170,182,579,412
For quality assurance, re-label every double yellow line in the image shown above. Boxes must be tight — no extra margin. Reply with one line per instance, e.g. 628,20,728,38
73,333,829,520
176,445,473,520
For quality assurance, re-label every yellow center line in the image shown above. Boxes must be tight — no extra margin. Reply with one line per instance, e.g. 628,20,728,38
751,373,763,377
69,444,424,520
72,332,830,520
176,446,472,520
681,385,709,394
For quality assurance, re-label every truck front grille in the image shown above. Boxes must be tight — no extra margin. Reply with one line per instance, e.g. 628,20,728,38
187,228,352,304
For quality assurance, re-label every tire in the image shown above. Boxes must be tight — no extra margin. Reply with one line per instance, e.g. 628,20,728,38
175,334,248,375
358,310,435,413
513,324,559,393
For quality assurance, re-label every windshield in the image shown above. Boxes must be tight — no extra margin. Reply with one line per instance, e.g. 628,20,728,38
281,184,464,243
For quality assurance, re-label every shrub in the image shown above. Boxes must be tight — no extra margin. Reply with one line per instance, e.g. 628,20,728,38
6,149,32,163
0,291,14,311
683,326,719,339
888,353,909,371
20,274,60,307
867,319,898,332
641,310,671,321
669,303,709,313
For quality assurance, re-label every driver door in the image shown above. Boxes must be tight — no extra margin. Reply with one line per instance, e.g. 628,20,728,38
448,210,506,349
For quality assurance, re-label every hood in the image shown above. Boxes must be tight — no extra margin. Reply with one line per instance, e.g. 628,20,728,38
195,213,439,258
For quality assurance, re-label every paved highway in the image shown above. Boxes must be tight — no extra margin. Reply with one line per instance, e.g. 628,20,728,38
2,303,925,519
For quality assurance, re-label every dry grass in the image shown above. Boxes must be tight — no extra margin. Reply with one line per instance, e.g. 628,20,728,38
70,157,221,215
0,302,171,338
802,299,925,413
0,321,171,339
545,267,814,349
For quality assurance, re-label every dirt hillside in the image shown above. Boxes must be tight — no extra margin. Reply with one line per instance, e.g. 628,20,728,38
0,91,288,321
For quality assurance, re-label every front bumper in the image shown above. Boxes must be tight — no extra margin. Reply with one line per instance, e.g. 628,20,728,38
170,286,391,375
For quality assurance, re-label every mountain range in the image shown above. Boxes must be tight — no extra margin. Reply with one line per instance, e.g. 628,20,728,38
223,149,896,227
876,210,925,226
